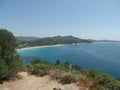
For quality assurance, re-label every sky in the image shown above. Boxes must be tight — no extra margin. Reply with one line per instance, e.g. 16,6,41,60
0,0,120,40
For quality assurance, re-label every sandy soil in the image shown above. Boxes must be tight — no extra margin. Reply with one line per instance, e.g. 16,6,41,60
1,72,80,90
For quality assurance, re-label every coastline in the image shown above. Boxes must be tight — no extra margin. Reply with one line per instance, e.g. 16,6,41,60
17,44,65,51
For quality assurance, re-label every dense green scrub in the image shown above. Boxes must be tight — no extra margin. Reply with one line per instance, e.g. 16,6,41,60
0,29,23,83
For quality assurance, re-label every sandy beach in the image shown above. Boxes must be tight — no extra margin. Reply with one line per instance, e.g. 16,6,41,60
17,44,65,51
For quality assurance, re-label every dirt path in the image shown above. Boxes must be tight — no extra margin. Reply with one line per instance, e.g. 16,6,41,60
1,72,80,90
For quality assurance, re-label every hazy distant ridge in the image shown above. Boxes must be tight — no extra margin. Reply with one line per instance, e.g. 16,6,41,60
16,36,39,41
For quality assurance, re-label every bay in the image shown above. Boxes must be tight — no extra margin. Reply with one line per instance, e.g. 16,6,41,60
18,42,120,79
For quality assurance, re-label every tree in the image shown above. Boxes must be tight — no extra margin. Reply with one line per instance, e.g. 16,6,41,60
55,59,61,65
0,29,23,80
0,29,18,61
31,59,43,64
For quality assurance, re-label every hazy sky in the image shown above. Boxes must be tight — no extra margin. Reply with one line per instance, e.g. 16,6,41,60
0,0,120,40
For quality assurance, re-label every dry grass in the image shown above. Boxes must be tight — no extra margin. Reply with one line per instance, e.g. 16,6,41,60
76,74,95,90
49,70,95,90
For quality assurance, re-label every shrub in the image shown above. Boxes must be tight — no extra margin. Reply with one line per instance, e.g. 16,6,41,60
31,68,47,76
0,29,23,81
55,59,61,65
49,70,63,80
88,68,120,90
29,64,51,76
72,64,81,70
31,59,44,64
60,74,75,84
0,59,9,83
63,62,70,66
8,55,23,78
76,74,95,90
26,64,34,73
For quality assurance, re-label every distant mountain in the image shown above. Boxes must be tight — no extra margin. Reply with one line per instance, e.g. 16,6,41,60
16,36,39,41
96,40,120,42
18,35,94,47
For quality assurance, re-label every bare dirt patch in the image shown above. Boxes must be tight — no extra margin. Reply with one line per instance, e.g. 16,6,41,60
1,72,80,90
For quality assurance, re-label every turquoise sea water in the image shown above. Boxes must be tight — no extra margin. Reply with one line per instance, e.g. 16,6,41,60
18,42,120,79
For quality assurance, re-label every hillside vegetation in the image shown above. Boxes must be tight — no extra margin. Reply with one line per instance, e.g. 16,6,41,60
1,29,120,90
0,29,23,83
17,35,93,47
27,58,120,90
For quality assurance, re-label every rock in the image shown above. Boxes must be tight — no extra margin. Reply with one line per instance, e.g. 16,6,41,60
76,82,79,85
17,75,23,79
53,87,62,90
80,87,89,90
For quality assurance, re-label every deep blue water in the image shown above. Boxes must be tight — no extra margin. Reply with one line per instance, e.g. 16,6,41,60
18,42,120,79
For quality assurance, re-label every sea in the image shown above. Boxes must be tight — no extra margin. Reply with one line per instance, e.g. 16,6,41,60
18,42,120,79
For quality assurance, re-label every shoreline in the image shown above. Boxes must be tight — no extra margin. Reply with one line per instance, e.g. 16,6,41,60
17,44,65,51
16,43,86,51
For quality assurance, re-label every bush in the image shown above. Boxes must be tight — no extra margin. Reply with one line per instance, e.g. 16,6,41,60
88,68,120,90
63,62,70,66
0,59,9,83
26,64,34,73
55,59,61,65
76,74,95,90
60,75,75,84
72,64,81,70
31,68,47,76
31,59,44,64
0,29,23,81
29,64,51,76
7,55,23,78
49,70,63,80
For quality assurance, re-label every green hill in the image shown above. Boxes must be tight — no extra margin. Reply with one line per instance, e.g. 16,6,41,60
17,35,94,47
